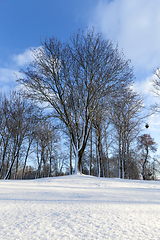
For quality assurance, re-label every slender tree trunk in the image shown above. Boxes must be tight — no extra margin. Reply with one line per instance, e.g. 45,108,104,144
35,146,44,178
122,159,124,179
15,154,19,180
152,160,155,180
41,148,45,177
35,158,43,179
126,140,130,179
142,147,148,180
105,132,109,178
97,129,103,178
118,140,122,178
14,138,23,179
89,128,92,175
78,152,83,173
98,160,101,178
21,138,33,179
5,158,15,179
95,131,99,177
0,138,9,179
70,137,72,175
49,156,52,177
4,140,18,180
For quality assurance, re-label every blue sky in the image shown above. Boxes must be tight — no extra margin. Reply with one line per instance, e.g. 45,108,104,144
0,0,97,59
1,0,160,154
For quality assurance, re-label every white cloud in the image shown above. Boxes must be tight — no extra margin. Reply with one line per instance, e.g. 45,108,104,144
133,75,154,95
0,48,33,93
0,68,24,93
0,68,16,83
89,0,160,73
148,114,160,130
12,48,34,67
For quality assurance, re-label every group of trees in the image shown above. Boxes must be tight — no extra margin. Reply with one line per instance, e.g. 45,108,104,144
0,92,61,179
1,28,160,180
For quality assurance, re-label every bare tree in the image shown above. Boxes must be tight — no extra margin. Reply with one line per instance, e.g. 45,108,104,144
151,69,160,98
93,104,111,177
108,86,145,178
34,120,58,178
17,28,134,174
0,93,11,178
150,69,160,113
138,134,157,180
3,92,31,179
0,92,41,179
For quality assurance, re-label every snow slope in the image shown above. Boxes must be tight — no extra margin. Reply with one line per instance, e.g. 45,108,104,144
0,174,160,240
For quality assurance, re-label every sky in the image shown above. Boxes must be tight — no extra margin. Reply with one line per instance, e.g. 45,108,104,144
0,0,160,154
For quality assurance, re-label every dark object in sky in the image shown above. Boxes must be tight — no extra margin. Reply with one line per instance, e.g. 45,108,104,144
145,123,149,129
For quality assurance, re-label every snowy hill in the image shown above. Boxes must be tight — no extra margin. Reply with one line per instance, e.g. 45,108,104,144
0,174,160,240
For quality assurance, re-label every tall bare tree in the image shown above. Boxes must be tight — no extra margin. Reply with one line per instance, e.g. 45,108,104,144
17,28,134,174
0,92,41,179
34,120,58,178
138,134,157,180
108,86,145,178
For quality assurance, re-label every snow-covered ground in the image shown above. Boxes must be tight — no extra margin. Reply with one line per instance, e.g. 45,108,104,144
0,175,160,240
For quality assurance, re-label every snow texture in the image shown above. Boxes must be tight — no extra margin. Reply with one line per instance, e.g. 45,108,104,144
0,174,160,240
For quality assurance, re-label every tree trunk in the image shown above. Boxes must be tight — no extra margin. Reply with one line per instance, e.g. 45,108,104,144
74,151,83,174
142,147,148,180
70,137,73,175
89,128,92,176
74,151,80,174
105,132,109,178
4,140,18,180
15,154,19,180
0,138,9,179
72,131,90,174
118,140,122,178
21,138,33,179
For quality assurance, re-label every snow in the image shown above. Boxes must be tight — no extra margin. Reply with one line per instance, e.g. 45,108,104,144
0,175,160,240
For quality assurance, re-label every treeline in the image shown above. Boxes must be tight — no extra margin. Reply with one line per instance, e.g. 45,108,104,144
0,91,159,180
